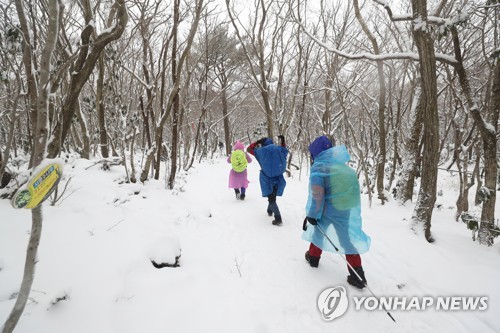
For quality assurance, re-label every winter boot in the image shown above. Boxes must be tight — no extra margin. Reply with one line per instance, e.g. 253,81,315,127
267,209,273,216
272,215,283,226
234,189,240,200
240,193,245,200
305,251,320,268
347,267,367,289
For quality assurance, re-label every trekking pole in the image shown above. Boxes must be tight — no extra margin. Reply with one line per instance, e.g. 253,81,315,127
313,222,396,323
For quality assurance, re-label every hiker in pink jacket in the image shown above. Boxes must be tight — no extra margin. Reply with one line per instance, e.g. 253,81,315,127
227,141,252,200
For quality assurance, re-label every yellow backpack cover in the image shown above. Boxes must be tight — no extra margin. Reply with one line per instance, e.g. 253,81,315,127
231,150,247,172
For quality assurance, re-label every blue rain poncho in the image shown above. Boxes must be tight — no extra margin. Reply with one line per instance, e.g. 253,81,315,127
302,145,371,254
254,139,288,197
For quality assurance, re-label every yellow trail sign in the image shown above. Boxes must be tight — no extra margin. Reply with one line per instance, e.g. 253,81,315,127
11,162,63,209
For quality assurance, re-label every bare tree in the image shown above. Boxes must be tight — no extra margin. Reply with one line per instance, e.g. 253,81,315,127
449,23,499,245
408,0,440,242
226,0,289,138
353,0,388,204
295,0,463,241
2,1,61,332
147,0,203,187
96,53,109,158
46,0,128,158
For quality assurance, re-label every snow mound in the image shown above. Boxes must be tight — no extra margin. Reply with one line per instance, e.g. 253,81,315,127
147,235,181,268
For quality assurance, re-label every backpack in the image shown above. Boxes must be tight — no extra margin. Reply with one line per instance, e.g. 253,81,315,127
328,164,360,210
256,145,288,177
231,150,248,172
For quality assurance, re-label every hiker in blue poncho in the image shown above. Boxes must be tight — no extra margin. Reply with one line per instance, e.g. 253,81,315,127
302,135,371,289
247,135,288,226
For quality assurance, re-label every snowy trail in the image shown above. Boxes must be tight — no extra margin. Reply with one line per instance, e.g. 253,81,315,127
171,159,324,332
147,158,440,332
140,158,499,333
1,156,499,332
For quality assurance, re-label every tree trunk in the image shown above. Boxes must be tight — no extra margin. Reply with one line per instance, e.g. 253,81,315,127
396,89,423,203
454,123,475,221
139,96,153,150
449,25,499,245
96,54,109,158
477,60,499,245
2,1,60,332
129,129,137,183
221,83,231,156
353,0,387,204
410,0,439,243
153,0,202,183
75,99,90,159
167,0,180,190
2,208,43,333
14,0,38,168
474,145,483,206
0,82,21,185
140,148,156,183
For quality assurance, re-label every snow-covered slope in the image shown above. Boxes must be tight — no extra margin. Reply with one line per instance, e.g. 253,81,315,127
1,156,499,332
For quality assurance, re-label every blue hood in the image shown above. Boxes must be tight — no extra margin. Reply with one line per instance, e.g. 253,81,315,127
309,136,333,161
262,138,274,146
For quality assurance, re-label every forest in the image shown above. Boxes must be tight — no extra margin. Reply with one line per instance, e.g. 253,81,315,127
0,0,499,331
0,1,499,329
1,0,499,233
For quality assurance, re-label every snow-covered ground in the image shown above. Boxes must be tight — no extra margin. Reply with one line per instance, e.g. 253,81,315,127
1,155,499,332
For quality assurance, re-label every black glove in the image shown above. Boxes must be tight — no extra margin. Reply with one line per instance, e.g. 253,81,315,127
306,217,318,225
256,137,267,146
278,135,285,146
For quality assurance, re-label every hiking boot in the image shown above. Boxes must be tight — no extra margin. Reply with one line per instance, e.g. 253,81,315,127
272,219,283,226
347,267,367,289
305,251,320,267
272,215,283,226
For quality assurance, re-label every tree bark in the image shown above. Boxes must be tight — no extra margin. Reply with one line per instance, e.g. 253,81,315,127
74,99,90,159
129,129,137,183
476,60,499,245
2,1,60,332
397,88,424,203
152,0,203,184
96,54,109,158
221,79,231,156
410,0,439,243
449,25,499,245
14,0,38,168
167,0,180,190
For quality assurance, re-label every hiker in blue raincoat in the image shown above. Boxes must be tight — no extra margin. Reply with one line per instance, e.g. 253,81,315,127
302,135,371,289
247,135,288,226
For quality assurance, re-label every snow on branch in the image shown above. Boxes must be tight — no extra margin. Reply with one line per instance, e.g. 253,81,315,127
119,64,153,90
372,0,412,21
470,103,497,136
373,0,452,26
299,24,458,66
479,3,500,9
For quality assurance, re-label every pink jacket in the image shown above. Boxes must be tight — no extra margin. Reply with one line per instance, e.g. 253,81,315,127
227,141,252,189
